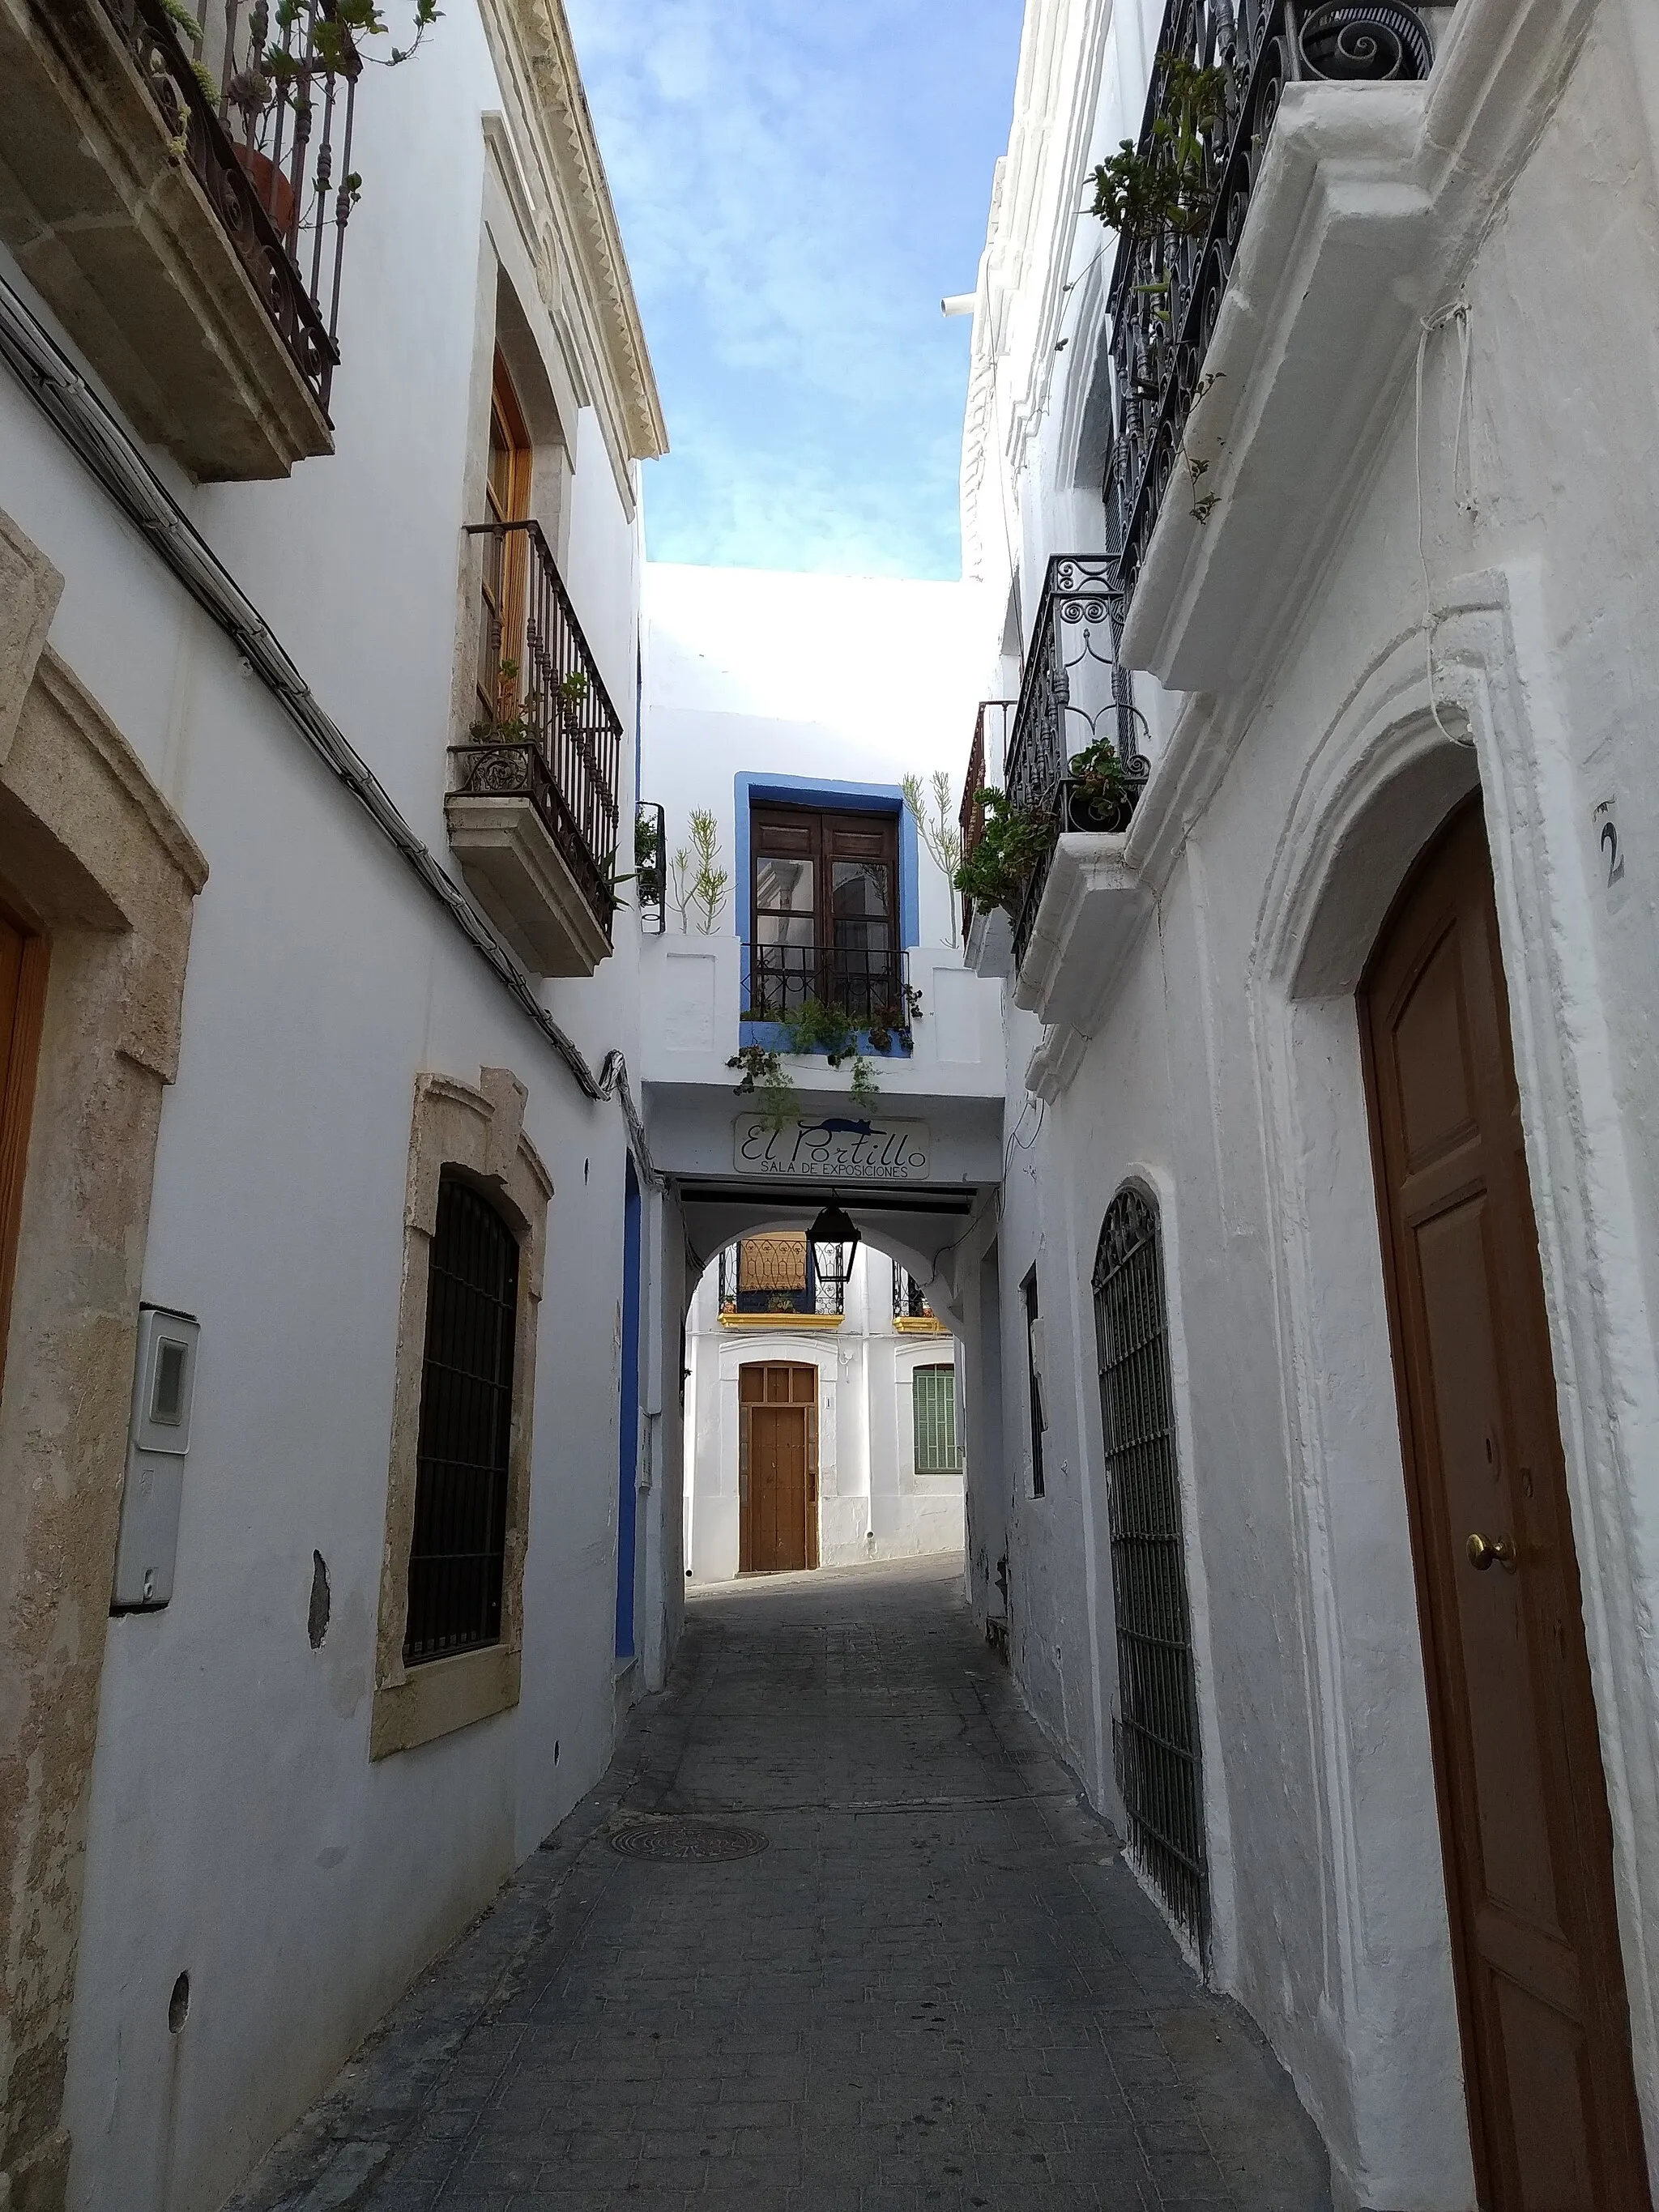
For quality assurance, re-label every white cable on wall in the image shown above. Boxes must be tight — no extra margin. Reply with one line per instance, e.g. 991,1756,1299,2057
1414,298,1477,749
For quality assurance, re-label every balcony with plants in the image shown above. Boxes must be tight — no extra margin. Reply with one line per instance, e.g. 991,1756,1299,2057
716,1235,851,1329
446,518,624,980
1097,0,1457,693
0,0,425,476
955,556,1153,1026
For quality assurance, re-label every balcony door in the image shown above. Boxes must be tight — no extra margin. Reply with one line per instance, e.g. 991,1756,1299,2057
1361,800,1650,2210
751,803,898,1025
476,352,533,727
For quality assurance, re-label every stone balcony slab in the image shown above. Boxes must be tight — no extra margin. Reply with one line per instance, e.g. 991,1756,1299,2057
1011,832,1153,1037
0,0,333,478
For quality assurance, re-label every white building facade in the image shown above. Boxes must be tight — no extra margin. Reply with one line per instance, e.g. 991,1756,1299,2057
0,6,684,2211
945,2,1659,2207
636,561,1004,1613
683,1238,964,1583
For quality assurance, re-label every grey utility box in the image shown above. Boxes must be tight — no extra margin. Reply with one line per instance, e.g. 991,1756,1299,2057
111,1305,200,1613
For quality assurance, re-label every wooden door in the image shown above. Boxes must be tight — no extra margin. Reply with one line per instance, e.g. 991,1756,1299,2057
739,1362,818,1572
1361,800,1650,2209
750,804,899,1025
476,351,533,727
0,900,47,1403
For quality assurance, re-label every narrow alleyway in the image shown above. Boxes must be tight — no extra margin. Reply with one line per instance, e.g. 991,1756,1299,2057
230,1559,1328,2212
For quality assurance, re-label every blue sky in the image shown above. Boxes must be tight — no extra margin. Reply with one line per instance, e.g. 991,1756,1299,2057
564,0,1025,580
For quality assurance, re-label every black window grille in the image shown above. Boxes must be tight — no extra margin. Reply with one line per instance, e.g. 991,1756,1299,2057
404,1174,520,1664
893,1264,934,1320
1022,1265,1046,1498
1094,1187,1207,1954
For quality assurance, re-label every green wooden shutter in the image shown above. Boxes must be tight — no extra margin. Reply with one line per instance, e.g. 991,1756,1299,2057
911,1364,958,1473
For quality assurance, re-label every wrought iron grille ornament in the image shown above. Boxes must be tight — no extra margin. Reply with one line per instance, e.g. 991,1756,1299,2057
1094,1187,1207,1953
454,519,624,937
1003,556,1148,970
101,0,360,413
716,1238,849,1318
1103,0,1438,608
893,1265,934,1322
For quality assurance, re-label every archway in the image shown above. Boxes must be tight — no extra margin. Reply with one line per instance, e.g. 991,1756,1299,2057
679,1216,965,1586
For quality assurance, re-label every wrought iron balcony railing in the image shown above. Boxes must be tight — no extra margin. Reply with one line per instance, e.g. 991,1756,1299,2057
1002,556,1148,971
454,520,624,939
100,0,361,415
959,700,1014,944
893,1266,937,1323
743,943,911,1041
718,1240,850,1319
1105,0,1439,608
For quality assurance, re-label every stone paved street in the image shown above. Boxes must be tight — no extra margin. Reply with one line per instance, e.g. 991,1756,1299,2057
232,1558,1329,2212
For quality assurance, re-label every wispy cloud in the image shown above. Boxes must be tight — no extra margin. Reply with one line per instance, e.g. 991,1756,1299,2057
565,0,1022,578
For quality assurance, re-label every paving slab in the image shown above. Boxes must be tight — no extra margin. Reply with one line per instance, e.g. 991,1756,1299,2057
226,1555,1329,2212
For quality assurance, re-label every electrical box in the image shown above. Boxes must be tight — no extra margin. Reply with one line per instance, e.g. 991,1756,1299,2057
111,1306,200,1613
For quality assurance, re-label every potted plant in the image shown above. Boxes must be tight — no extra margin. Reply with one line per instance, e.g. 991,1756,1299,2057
1065,738,1135,830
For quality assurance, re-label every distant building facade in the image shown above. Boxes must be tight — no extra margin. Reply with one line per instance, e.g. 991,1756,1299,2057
684,1237,963,1580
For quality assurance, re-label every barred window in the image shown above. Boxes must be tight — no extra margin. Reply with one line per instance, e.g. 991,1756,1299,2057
404,1174,519,1664
1094,1186,1206,1954
911,1364,959,1473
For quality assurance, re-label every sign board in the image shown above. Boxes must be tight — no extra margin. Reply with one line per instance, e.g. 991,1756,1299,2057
734,1116,931,1183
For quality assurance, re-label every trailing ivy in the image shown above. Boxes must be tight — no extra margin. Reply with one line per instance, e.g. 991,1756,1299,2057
952,788,1053,920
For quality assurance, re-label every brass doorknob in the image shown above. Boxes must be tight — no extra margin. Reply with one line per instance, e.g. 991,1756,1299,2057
1466,1532,1517,1573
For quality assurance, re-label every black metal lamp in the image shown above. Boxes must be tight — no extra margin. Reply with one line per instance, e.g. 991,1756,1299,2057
808,1198,859,1262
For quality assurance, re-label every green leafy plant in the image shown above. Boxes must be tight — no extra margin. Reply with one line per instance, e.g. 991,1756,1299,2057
671,809,728,935
469,659,588,744
952,789,1053,919
867,983,923,1055
1089,54,1228,241
776,995,881,1108
1067,737,1132,823
266,0,441,81
902,769,964,948
727,1044,798,1132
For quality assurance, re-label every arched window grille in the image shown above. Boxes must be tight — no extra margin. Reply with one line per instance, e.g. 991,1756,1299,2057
1093,1187,1206,1952
404,1174,520,1663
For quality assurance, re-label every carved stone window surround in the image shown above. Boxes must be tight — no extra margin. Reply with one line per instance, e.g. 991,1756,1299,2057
370,1066,553,1762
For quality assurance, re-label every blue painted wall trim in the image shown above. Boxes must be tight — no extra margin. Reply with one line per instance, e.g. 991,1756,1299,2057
615,1156,642,1661
734,772,919,949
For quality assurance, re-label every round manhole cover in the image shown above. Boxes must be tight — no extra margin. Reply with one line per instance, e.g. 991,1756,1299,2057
608,1818,769,1863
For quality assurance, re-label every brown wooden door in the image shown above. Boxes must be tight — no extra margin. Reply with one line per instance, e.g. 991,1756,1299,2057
1361,800,1651,2210
739,1362,818,1573
750,803,899,1025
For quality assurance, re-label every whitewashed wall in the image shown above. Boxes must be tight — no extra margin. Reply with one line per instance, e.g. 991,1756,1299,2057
683,1246,963,1582
0,5,678,2206
954,0,1659,2205
643,563,992,953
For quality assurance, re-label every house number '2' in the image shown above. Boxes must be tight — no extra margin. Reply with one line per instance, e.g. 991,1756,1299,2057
1593,797,1630,914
